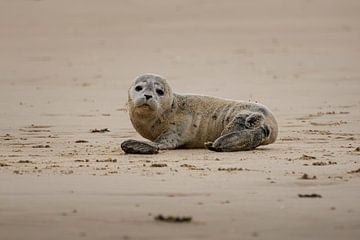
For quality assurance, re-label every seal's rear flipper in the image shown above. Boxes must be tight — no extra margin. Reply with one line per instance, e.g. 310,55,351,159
204,142,219,151
207,127,268,152
121,139,159,154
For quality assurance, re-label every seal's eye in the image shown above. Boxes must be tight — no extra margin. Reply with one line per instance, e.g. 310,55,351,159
156,89,164,96
135,86,142,92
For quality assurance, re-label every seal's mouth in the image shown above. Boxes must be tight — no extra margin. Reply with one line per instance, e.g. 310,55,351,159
135,102,157,111
137,103,151,108
133,97,159,111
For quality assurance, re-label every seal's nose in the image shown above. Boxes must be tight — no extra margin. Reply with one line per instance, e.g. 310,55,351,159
144,94,152,100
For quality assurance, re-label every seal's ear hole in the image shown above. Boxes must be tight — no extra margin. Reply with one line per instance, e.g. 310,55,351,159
156,89,164,96
135,86,143,92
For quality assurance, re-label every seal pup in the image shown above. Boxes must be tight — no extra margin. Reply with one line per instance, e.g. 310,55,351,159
121,74,278,154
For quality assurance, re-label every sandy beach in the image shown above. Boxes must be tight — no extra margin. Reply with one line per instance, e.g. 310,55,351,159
1,0,360,239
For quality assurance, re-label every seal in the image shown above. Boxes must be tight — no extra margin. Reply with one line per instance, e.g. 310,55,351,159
121,74,278,154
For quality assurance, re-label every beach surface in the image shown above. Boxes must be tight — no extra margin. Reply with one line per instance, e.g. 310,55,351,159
0,0,360,239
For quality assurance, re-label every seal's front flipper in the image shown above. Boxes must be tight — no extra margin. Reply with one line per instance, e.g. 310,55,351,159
207,127,268,152
121,139,159,154
154,130,184,150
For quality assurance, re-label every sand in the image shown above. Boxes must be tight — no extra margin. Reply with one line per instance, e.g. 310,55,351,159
1,0,360,239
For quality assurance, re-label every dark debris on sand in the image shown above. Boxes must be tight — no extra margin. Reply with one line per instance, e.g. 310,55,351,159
348,168,360,174
150,163,167,167
18,160,33,164
298,193,322,198
96,158,117,163
299,154,316,160
32,145,50,148
218,167,246,172
90,128,110,133
154,214,192,223
299,173,317,180
312,161,337,166
180,164,205,170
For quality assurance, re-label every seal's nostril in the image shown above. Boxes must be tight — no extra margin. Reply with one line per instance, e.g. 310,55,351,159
144,94,152,100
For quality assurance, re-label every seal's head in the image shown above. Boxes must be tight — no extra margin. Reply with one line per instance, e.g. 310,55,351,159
128,74,173,117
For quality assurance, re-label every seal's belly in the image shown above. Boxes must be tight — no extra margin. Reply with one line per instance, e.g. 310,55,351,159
182,101,248,148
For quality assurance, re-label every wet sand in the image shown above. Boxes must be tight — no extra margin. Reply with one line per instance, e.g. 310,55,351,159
1,0,360,239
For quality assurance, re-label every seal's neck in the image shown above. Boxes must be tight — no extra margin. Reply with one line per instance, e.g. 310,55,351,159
129,111,155,140
129,98,177,141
